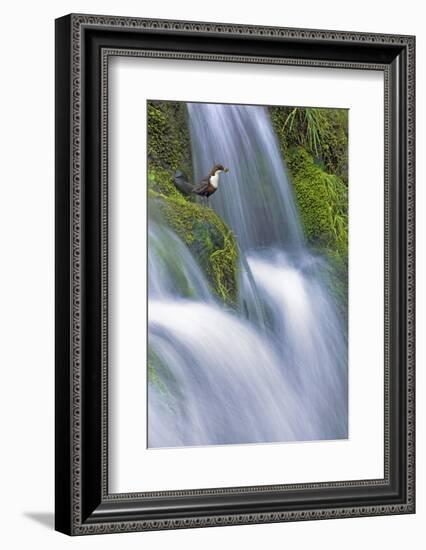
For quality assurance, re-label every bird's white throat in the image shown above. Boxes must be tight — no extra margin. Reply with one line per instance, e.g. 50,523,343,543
209,170,221,189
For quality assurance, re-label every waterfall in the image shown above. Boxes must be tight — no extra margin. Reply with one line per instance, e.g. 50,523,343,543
188,103,304,251
148,103,348,448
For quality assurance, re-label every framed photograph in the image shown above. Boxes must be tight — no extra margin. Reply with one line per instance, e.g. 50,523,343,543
55,14,415,535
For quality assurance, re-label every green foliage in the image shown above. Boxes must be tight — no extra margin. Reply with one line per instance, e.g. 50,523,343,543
148,169,239,305
269,105,349,315
147,100,193,179
282,107,328,157
270,106,348,184
285,147,348,256
209,232,239,305
285,146,348,317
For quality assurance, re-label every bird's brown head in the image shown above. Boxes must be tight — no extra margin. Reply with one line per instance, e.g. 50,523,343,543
210,164,230,175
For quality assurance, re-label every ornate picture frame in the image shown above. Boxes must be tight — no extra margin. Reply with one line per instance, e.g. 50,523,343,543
55,13,415,535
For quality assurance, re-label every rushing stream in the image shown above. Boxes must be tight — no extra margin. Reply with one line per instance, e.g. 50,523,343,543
148,103,348,448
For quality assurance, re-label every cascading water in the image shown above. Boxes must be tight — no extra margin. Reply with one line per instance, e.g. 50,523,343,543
148,103,348,448
189,103,304,251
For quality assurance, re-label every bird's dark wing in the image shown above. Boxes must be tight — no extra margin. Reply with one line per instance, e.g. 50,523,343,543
192,177,210,195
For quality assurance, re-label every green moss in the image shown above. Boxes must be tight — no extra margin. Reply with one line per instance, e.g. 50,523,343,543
269,106,348,184
148,167,185,200
284,146,348,318
209,232,239,305
148,170,239,305
285,147,347,255
147,100,193,180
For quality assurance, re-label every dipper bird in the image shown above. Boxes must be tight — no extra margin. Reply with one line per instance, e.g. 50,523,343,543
174,164,230,205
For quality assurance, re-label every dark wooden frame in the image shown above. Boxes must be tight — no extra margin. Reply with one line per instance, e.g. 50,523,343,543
55,13,415,535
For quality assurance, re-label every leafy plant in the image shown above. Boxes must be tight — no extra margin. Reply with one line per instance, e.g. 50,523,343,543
282,107,328,157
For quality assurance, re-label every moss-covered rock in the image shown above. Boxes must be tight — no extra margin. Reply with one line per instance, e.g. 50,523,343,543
283,146,348,317
147,100,193,180
148,166,184,201
285,147,348,255
148,169,238,305
147,102,238,305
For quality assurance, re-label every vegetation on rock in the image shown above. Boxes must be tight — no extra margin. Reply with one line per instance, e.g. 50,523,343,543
269,106,349,316
285,147,348,257
147,100,193,180
270,106,349,185
148,169,238,305
147,100,239,305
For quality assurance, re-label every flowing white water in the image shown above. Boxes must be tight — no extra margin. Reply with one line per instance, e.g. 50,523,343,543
189,103,304,251
148,103,348,448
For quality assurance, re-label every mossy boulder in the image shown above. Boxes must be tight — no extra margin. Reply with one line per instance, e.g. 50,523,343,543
147,100,193,180
148,169,238,305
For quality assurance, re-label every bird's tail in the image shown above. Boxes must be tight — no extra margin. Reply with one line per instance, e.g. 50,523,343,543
173,170,194,194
